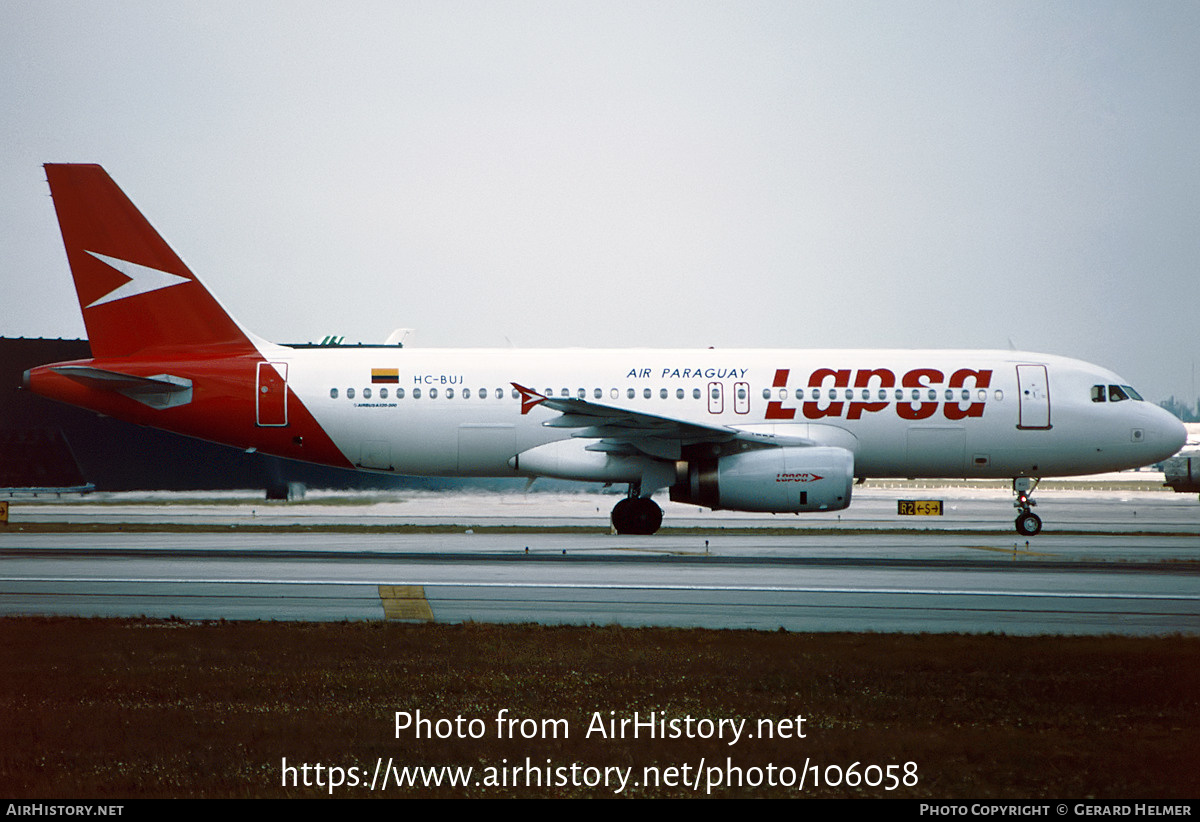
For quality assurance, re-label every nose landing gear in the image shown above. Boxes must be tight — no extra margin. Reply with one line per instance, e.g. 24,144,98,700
1013,477,1042,536
611,484,663,535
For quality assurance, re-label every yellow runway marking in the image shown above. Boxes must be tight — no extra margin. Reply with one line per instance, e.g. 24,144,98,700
963,544,1057,558
379,585,434,620
616,546,712,557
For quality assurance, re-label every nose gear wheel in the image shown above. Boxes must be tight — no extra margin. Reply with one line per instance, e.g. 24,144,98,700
1013,478,1042,536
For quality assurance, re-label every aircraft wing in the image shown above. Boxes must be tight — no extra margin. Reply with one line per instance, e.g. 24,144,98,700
512,383,813,460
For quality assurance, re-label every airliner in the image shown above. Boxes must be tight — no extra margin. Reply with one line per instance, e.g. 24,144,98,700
23,164,1187,535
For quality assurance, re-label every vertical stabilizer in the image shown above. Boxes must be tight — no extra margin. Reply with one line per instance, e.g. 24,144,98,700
44,164,257,359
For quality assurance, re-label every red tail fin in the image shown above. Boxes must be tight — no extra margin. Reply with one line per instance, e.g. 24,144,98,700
44,164,257,359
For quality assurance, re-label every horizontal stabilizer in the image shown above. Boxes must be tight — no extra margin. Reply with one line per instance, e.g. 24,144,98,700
52,365,193,410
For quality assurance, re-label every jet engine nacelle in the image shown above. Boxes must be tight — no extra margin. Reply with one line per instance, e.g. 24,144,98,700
670,446,854,513
508,439,677,491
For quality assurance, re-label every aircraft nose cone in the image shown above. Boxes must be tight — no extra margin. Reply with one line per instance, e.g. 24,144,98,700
1166,415,1187,453
1151,407,1187,459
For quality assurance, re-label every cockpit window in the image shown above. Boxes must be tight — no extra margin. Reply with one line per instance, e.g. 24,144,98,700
1097,384,1144,403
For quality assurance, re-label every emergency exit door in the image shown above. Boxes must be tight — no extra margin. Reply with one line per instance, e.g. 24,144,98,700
707,382,723,414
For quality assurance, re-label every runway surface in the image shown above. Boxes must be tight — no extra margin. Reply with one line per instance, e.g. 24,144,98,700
3,483,1198,634
2,530,1197,635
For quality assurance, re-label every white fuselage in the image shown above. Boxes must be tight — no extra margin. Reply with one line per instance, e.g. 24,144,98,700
268,346,1183,481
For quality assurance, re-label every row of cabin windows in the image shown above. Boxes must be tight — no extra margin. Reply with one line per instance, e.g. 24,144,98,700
770,387,995,402
328,386,1002,402
331,386,520,400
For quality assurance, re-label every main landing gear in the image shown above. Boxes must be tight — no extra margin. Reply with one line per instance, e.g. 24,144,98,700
611,484,663,535
1013,477,1042,537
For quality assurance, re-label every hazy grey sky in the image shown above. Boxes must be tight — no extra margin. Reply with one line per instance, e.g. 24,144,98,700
3,1,1198,403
